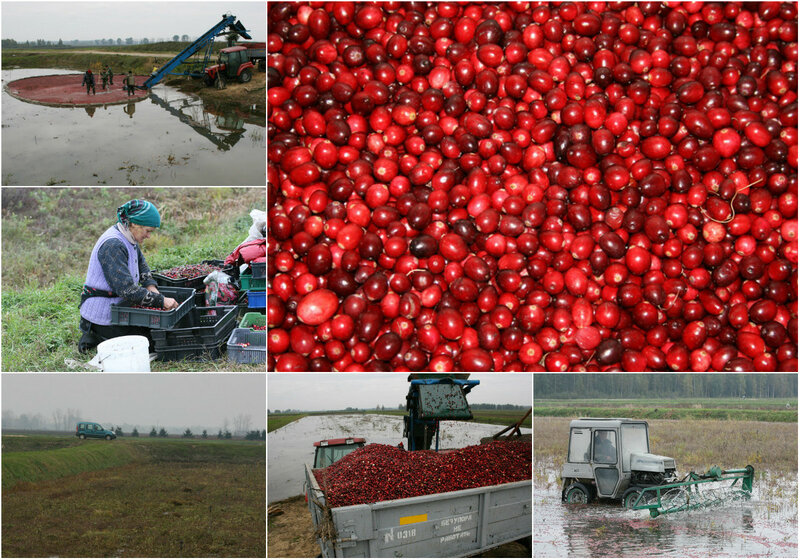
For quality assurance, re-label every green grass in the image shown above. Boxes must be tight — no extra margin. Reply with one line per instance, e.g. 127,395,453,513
533,398,797,423
1,188,264,372
267,408,532,433
2,436,264,488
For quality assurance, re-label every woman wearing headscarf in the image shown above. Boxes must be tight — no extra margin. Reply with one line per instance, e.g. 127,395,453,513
78,200,178,352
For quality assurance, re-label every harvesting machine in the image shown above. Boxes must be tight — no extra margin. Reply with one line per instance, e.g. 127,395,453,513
561,418,754,518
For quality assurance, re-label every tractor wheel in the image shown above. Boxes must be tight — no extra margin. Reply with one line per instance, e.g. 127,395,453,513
623,487,643,509
203,74,214,87
563,482,592,504
239,69,252,83
215,74,226,90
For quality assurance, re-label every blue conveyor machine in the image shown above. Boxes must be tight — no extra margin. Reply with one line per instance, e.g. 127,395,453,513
142,13,251,89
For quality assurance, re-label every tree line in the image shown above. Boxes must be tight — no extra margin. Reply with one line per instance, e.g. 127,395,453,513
534,374,798,399
2,37,193,49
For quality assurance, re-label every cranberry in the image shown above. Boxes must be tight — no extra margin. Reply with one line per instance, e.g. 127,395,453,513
269,1,798,372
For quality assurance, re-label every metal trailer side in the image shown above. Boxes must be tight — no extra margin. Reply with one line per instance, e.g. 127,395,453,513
305,464,531,558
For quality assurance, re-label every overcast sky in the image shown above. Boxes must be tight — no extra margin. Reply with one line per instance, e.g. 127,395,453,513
268,374,533,411
2,373,265,428
2,1,266,42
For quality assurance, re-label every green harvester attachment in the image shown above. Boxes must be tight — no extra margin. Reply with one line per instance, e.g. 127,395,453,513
631,465,755,518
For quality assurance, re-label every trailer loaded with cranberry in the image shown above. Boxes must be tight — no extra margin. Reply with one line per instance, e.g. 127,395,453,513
303,375,531,557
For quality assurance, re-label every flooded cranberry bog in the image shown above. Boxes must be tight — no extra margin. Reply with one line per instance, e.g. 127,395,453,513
534,418,798,557
2,68,265,185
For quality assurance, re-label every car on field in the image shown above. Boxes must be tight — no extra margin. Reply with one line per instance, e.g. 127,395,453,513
75,422,116,440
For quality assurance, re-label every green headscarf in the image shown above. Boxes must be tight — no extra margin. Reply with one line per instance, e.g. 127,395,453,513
117,200,161,228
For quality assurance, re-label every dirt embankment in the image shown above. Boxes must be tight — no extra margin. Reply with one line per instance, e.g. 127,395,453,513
268,495,530,558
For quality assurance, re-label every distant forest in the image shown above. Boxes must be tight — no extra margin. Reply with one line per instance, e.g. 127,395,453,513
535,374,797,399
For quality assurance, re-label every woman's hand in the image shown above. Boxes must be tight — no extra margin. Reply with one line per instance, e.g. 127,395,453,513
163,297,179,310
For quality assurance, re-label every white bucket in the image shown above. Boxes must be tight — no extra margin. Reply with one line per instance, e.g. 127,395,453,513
95,335,151,372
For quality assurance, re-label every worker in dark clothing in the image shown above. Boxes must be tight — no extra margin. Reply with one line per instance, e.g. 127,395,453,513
101,67,109,90
593,431,616,463
82,69,96,95
105,65,114,85
125,71,136,96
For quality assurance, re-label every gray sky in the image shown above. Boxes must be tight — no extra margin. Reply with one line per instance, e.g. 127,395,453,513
2,2,266,42
268,374,533,411
2,373,265,428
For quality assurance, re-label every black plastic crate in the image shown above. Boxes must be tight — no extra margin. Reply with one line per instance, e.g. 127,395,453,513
250,261,265,279
152,261,235,290
151,305,239,349
111,287,195,329
155,342,227,362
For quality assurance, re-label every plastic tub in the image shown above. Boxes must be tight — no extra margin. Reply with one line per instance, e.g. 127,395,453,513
95,335,151,372
227,328,266,363
246,290,266,308
110,287,195,328
239,312,266,330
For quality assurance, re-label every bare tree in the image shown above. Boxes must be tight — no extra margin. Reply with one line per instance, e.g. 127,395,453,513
233,414,252,436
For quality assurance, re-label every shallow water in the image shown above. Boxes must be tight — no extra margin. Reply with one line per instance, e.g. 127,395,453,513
2,68,265,185
534,461,798,557
267,413,531,502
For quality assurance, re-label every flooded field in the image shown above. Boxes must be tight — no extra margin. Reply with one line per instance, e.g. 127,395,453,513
534,460,798,557
2,68,265,185
268,413,531,502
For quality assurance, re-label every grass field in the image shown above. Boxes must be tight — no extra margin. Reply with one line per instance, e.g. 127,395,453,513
534,398,797,423
267,409,532,433
2,435,265,557
1,187,264,372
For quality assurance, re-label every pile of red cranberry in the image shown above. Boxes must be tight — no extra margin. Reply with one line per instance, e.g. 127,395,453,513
268,2,798,372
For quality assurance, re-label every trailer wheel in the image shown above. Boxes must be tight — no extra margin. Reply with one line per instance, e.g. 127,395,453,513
563,482,591,504
239,69,252,83
623,487,643,509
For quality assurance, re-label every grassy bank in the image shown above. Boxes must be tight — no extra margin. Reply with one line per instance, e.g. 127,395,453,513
534,417,797,475
2,436,265,488
1,187,264,372
267,409,532,433
534,406,796,423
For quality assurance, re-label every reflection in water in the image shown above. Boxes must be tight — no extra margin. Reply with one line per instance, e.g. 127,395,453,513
84,106,96,118
148,88,247,151
535,466,798,558
124,102,136,118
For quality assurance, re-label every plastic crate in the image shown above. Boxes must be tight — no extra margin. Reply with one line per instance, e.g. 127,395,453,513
227,328,266,364
240,274,266,291
155,343,227,362
247,290,266,308
151,305,239,349
239,312,266,330
111,287,195,329
250,261,266,279
152,261,235,290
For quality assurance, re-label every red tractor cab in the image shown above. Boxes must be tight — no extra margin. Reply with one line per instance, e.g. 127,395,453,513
312,437,366,469
204,46,254,86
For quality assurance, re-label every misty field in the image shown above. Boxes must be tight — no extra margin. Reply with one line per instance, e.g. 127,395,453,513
2,435,265,557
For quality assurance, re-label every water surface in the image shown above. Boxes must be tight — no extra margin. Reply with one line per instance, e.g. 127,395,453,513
2,68,265,185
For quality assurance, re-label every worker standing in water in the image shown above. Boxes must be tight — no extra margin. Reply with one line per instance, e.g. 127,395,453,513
125,71,136,96
82,69,96,95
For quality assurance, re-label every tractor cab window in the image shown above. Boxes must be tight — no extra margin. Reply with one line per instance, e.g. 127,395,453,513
568,429,591,463
593,430,617,464
314,443,363,469
621,423,649,472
